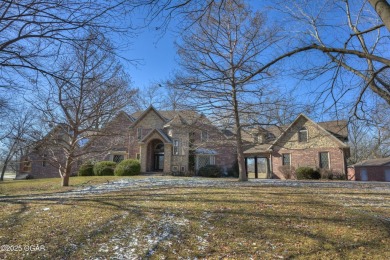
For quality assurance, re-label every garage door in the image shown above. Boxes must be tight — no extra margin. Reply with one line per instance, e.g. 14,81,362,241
360,168,368,181
385,170,390,182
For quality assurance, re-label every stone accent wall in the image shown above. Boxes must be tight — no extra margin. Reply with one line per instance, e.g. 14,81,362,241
274,117,344,150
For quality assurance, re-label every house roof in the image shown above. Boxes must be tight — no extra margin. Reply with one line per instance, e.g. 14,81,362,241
318,120,348,141
269,114,349,149
353,157,390,167
131,108,202,125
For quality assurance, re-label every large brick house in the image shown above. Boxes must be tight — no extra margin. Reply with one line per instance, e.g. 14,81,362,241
17,107,350,179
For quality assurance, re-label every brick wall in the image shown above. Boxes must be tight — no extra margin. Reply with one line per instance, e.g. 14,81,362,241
271,116,348,179
354,166,390,181
272,147,346,179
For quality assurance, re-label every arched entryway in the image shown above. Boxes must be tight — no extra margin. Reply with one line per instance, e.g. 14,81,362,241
147,139,165,172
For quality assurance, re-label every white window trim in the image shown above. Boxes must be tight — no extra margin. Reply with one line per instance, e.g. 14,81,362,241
109,151,127,163
201,130,209,142
282,153,291,166
137,127,142,140
173,139,180,155
298,127,308,142
319,151,330,169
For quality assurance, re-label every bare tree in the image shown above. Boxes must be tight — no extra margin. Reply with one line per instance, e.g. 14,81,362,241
0,0,134,113
0,110,38,181
271,0,390,110
172,0,285,181
32,32,135,186
368,0,390,31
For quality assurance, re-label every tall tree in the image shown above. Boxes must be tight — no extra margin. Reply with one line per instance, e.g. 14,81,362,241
172,0,284,181
272,0,390,110
0,0,132,113
32,32,135,186
0,110,38,181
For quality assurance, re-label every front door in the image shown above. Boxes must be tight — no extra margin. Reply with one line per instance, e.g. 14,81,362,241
154,154,164,171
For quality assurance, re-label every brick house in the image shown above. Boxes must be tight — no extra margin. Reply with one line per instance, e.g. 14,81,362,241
347,157,390,181
18,108,350,179
242,114,350,179
125,106,236,174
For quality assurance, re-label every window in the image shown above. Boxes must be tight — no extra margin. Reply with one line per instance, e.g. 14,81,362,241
113,154,125,163
137,127,142,140
298,127,308,142
282,153,291,166
319,152,329,169
173,139,179,155
136,153,140,160
201,130,208,142
42,154,47,167
22,160,31,172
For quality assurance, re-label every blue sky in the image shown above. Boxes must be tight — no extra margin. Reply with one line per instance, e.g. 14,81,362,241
123,29,177,89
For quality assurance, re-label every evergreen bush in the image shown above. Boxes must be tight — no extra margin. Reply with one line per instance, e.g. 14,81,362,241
78,162,94,176
296,166,321,180
93,161,116,176
114,159,141,176
198,165,223,178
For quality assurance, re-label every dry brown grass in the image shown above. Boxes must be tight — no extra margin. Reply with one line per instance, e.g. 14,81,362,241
0,177,389,259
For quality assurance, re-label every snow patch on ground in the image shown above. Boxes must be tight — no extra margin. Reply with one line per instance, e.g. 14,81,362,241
94,212,190,259
70,177,390,196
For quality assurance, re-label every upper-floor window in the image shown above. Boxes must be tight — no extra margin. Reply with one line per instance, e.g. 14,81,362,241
173,139,179,155
298,127,308,142
42,154,47,167
137,127,142,140
201,130,209,142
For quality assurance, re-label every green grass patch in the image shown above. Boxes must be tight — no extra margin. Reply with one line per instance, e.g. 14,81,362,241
0,177,389,259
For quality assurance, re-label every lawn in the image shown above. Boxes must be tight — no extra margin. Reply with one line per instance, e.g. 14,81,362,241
0,177,389,259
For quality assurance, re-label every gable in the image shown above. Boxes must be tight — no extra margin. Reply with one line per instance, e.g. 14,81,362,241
271,114,348,150
131,106,167,129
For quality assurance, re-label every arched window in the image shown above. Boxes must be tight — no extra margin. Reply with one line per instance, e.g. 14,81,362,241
298,127,308,142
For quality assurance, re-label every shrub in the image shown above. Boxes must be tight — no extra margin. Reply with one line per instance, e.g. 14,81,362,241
114,159,141,176
198,165,223,178
296,166,321,180
333,173,346,180
319,168,334,180
278,165,296,179
93,161,116,176
78,162,94,176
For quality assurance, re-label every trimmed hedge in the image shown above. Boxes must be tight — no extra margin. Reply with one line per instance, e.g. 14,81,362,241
296,166,321,180
93,161,116,176
78,162,94,176
198,165,222,178
114,159,141,176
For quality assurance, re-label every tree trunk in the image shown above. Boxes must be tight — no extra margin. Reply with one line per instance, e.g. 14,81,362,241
236,130,248,181
0,150,13,181
232,83,248,182
369,0,390,32
61,156,73,187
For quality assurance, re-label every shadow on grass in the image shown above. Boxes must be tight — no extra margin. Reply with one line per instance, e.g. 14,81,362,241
0,184,389,259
